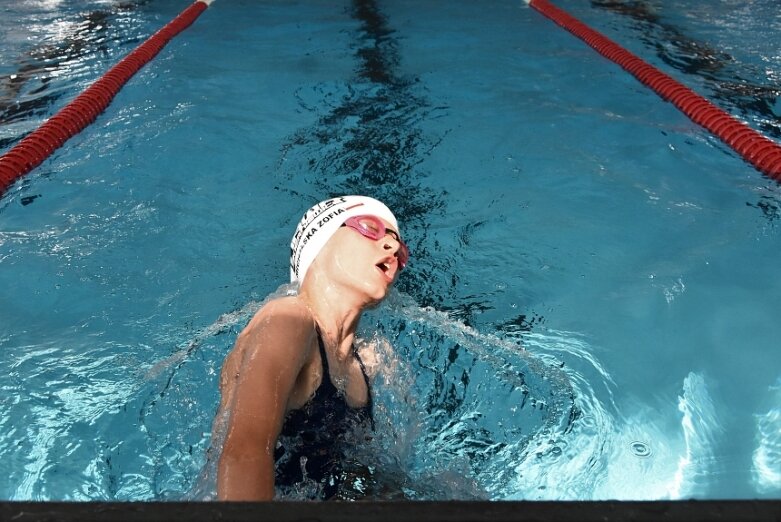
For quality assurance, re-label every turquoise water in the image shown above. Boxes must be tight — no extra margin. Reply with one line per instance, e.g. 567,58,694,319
1,0,780,500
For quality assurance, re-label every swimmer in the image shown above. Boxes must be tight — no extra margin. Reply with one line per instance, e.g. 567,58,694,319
215,195,409,500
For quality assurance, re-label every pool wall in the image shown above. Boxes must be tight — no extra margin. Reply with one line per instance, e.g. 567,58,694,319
2,500,781,521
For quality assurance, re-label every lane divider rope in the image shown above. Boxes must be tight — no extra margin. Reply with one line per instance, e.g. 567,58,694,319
0,0,214,196
526,0,781,182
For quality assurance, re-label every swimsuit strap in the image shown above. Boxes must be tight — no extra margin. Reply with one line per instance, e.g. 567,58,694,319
315,324,374,428
351,346,373,407
352,345,375,430
314,324,330,373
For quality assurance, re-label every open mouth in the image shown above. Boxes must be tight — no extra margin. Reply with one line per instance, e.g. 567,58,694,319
376,260,393,280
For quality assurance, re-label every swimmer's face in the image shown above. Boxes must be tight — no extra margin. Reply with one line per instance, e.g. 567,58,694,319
315,216,405,302
342,215,409,269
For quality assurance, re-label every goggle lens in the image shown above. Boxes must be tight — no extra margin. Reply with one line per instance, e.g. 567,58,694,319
344,215,409,269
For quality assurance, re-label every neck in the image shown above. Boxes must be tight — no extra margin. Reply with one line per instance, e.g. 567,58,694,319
298,274,368,360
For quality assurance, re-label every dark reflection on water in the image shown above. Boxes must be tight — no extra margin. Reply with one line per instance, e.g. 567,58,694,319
276,0,457,310
747,190,781,226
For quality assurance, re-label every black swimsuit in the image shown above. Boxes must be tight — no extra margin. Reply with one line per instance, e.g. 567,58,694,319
274,324,374,499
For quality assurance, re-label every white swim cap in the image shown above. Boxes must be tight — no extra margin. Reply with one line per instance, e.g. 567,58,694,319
290,195,399,283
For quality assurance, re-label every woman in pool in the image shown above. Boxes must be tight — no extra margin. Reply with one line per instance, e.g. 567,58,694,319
216,195,409,500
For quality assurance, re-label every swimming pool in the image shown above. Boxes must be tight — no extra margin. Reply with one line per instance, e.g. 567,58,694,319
1,0,779,501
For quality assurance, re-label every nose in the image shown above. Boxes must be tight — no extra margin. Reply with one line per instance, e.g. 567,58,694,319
381,234,400,255
381,234,407,268
380,232,403,259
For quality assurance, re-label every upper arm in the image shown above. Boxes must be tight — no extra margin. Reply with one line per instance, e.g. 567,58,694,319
218,300,314,496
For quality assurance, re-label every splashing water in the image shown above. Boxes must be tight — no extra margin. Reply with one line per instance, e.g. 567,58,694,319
172,286,725,501
360,291,725,500
357,290,579,498
752,377,781,495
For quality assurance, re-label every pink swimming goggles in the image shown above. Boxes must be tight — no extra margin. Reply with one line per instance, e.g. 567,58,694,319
343,214,410,269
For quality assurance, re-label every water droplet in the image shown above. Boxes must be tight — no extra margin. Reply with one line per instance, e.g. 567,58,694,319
630,440,652,458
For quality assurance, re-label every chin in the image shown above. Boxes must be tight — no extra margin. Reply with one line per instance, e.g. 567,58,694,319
362,283,390,307
366,290,386,307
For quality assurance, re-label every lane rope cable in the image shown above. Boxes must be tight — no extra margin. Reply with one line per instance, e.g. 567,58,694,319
525,0,781,182
0,0,214,196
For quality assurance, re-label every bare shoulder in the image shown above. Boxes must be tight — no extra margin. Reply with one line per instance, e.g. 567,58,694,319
238,296,316,362
251,296,311,324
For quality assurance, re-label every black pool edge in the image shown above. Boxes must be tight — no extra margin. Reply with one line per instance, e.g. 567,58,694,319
2,500,780,522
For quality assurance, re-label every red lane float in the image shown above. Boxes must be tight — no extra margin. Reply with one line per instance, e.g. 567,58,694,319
0,0,214,196
526,0,781,182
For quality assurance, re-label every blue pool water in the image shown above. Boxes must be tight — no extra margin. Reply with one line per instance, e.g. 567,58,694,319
1,0,780,500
